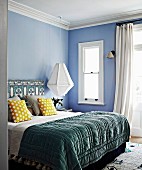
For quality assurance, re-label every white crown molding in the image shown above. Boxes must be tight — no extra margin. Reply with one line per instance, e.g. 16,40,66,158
8,0,142,31
8,0,70,30
69,9,142,30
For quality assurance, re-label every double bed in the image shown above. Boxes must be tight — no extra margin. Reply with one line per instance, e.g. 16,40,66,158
8,80,130,170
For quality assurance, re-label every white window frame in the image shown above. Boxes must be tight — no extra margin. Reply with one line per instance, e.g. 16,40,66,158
78,40,104,105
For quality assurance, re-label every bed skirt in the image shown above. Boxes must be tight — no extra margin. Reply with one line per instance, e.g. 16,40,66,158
9,142,126,170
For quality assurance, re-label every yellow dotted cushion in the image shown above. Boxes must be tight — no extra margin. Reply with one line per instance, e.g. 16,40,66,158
37,98,57,116
8,100,32,123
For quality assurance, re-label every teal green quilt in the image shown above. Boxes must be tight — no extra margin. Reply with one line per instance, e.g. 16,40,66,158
19,111,130,170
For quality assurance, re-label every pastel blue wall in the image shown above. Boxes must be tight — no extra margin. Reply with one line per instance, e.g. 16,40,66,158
68,23,116,112
8,11,68,108
9,11,141,112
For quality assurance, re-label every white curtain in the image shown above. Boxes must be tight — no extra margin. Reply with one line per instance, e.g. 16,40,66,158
113,23,133,123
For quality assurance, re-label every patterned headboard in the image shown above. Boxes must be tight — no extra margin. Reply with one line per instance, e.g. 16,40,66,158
8,80,44,98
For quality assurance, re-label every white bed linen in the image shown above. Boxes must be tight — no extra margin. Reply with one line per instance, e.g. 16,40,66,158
8,111,83,156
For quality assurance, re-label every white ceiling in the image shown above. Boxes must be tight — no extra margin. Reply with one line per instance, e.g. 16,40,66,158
11,0,142,29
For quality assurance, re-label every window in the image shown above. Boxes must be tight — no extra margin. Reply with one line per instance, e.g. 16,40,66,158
133,25,142,107
132,24,142,137
78,40,104,105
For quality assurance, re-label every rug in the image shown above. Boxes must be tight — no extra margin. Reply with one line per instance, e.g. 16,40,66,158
103,142,142,170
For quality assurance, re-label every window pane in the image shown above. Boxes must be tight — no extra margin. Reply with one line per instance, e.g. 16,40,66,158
133,50,142,104
84,74,99,99
134,77,142,103
84,47,99,73
134,30,142,45
133,51,142,77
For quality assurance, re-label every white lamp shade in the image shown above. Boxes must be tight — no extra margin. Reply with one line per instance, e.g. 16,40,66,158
47,63,74,96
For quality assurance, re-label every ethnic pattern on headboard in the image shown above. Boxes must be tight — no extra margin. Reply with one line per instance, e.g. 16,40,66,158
8,80,44,98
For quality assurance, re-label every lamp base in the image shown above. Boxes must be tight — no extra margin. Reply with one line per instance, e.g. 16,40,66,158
57,108,72,112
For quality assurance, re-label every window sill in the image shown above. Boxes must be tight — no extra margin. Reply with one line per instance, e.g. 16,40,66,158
78,101,105,105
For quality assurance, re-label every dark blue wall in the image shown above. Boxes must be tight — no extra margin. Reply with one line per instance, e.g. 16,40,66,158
68,24,116,112
8,11,69,108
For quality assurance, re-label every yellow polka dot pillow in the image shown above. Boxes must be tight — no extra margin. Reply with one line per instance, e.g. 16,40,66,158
37,98,57,116
8,100,32,123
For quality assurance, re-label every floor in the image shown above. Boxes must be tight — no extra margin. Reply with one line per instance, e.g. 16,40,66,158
130,136,142,144
103,141,142,170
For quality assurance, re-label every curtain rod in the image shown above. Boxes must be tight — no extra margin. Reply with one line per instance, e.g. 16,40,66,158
116,18,142,26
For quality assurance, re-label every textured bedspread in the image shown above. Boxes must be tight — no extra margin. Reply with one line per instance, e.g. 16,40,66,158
18,111,130,170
